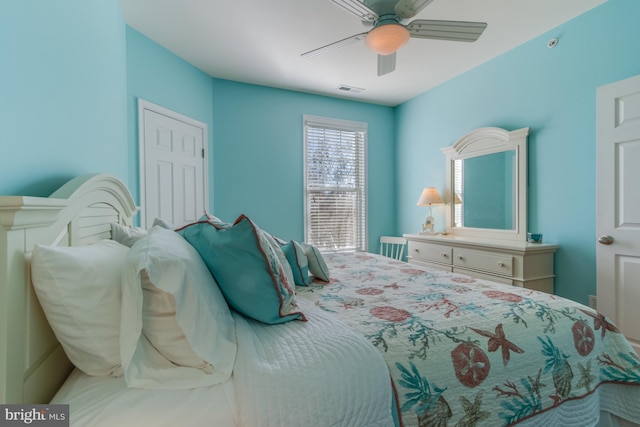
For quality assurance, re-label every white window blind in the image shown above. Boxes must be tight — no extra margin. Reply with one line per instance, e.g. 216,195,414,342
303,115,367,252
454,159,463,227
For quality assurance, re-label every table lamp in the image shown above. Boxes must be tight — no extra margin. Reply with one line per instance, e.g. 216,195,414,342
417,187,444,233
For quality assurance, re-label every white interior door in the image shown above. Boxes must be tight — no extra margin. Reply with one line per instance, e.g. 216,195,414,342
139,99,209,229
596,74,640,355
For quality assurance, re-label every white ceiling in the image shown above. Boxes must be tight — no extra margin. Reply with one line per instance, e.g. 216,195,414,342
120,0,605,106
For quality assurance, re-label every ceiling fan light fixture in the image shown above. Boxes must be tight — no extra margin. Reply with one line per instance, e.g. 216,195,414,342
365,23,410,55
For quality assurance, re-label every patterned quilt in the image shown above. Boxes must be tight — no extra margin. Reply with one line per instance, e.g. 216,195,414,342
296,252,640,427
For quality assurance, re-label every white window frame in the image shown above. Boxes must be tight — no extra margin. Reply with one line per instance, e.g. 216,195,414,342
303,115,368,252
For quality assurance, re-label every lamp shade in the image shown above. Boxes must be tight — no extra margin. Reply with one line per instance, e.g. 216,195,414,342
416,187,444,206
365,23,410,55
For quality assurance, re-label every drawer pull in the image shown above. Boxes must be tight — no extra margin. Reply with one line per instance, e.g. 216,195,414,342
441,253,448,258
414,248,420,253
456,256,464,261
497,262,505,267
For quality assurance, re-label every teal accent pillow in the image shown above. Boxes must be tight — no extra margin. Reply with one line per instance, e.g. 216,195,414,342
301,242,330,282
281,241,312,286
178,215,305,324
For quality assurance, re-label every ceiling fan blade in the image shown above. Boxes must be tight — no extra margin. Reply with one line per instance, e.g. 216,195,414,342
377,52,396,76
301,32,368,58
407,20,487,42
330,0,378,22
394,0,435,20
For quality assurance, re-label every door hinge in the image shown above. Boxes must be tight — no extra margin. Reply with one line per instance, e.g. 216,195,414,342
202,148,205,158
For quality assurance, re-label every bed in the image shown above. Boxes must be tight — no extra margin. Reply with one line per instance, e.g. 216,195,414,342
297,253,640,426
0,173,638,427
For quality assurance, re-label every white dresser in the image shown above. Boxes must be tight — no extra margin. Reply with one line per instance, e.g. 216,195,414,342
404,233,558,293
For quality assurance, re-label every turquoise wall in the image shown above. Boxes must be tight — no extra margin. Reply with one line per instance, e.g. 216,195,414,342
395,0,640,304
0,1,128,196
2,0,638,304
125,30,396,250
210,79,396,246
125,27,214,206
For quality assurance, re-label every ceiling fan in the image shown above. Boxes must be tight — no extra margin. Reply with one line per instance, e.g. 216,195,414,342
302,0,487,76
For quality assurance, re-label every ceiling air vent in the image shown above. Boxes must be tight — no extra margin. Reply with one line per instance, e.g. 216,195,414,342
337,85,364,94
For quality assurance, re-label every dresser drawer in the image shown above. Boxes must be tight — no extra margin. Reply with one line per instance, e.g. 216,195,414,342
410,258,452,272
453,267,513,285
408,241,452,265
404,234,557,293
453,249,513,276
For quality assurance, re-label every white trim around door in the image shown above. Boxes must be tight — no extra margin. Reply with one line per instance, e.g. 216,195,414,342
138,99,210,228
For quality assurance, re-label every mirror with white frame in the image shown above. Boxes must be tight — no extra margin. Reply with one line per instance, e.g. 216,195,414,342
441,127,529,241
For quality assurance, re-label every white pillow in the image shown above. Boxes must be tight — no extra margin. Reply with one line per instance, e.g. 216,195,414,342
30,240,130,377
152,217,175,230
120,226,237,389
111,223,147,247
140,270,213,372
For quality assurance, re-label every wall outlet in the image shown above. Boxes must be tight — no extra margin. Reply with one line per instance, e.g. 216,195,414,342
588,295,597,310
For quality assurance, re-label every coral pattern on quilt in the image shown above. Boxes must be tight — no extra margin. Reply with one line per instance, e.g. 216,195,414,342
296,252,640,427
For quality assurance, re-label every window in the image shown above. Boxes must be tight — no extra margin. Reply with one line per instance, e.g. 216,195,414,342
303,115,367,252
454,159,463,227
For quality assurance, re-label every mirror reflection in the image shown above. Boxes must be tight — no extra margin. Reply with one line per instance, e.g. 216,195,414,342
453,150,516,230
443,126,528,242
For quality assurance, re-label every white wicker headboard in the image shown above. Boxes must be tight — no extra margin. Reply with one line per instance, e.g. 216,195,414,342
0,174,137,404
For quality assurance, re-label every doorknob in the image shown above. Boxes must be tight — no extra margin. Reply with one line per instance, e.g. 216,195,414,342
598,235,614,245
